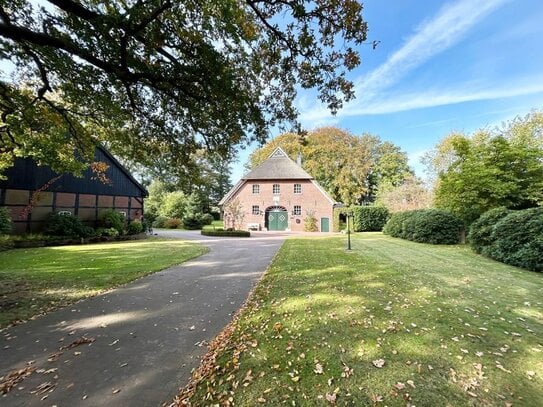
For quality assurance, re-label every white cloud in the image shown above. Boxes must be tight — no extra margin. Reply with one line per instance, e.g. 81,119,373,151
299,0,511,123
355,0,508,97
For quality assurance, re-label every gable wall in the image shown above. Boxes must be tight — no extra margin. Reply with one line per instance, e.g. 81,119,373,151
225,179,334,232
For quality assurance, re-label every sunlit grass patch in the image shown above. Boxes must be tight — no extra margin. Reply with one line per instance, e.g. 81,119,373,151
179,233,543,406
0,238,207,327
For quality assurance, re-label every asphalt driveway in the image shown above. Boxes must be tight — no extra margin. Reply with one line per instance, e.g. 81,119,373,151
0,230,288,406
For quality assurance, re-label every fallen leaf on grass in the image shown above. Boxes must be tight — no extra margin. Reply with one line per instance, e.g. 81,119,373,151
372,359,385,368
394,382,405,390
326,392,337,404
112,388,121,394
314,362,324,374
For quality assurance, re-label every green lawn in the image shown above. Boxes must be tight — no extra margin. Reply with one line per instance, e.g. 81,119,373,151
0,238,207,328
179,233,543,406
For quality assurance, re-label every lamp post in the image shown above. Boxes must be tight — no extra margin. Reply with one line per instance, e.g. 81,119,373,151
346,211,352,250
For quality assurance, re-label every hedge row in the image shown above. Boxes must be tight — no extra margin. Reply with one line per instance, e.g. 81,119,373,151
333,206,390,232
383,209,464,244
0,207,11,235
201,230,250,237
468,207,542,271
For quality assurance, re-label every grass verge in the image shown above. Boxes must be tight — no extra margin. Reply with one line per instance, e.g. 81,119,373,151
176,233,542,406
0,237,207,328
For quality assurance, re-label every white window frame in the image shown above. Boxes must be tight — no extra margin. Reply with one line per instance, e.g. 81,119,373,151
252,205,260,215
252,184,260,194
57,210,72,216
293,205,302,216
294,184,302,194
272,184,280,195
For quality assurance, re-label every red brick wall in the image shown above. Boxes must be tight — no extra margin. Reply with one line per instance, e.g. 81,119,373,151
225,180,334,232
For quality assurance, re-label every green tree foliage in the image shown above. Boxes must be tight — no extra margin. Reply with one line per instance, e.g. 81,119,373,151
248,127,410,205
376,174,433,213
468,207,511,254
144,180,170,222
159,191,187,220
0,0,368,176
429,112,543,224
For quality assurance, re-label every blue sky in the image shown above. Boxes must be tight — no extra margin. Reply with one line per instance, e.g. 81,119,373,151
232,0,543,181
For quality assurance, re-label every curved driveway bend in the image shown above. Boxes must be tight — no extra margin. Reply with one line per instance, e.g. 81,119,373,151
0,230,288,406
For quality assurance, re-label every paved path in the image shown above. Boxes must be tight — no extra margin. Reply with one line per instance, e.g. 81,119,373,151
0,231,288,406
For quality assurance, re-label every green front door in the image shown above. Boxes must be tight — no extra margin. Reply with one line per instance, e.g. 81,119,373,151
268,211,288,231
320,217,329,232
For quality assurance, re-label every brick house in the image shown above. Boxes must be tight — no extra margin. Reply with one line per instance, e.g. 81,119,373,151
0,147,147,234
219,147,336,232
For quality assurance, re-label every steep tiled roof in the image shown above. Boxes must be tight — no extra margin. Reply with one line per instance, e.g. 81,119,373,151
242,147,313,180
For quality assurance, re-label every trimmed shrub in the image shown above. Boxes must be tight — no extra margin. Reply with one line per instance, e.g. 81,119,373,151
383,210,419,238
45,213,94,238
127,221,144,235
468,207,511,254
384,209,463,244
182,214,203,230
200,213,214,226
352,206,390,232
164,217,182,229
152,215,168,228
487,207,542,271
100,209,126,234
0,207,11,235
201,230,250,237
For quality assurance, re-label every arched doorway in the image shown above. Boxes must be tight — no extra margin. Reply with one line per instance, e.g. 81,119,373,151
265,206,288,231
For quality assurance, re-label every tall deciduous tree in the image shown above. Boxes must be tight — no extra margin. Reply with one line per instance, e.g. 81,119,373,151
248,127,410,205
429,112,543,224
0,0,368,176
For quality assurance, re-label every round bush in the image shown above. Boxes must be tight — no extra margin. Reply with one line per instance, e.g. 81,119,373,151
352,206,389,232
100,209,126,234
164,218,182,229
384,209,463,244
152,215,168,228
182,214,203,230
383,210,421,238
488,207,542,271
0,207,11,235
468,207,511,254
404,209,464,244
127,221,144,235
200,213,214,226
45,213,88,237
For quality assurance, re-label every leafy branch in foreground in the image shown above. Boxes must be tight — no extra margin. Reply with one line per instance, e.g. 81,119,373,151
0,0,368,175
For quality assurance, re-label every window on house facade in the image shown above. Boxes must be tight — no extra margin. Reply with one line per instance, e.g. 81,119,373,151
252,184,260,194
57,210,72,216
293,205,302,216
273,184,280,194
252,205,260,215
294,183,302,194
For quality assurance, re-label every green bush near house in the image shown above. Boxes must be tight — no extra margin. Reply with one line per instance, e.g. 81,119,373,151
152,215,168,228
384,209,464,244
99,209,126,234
0,207,11,235
45,213,95,238
352,206,389,231
164,217,182,229
127,220,144,235
201,229,250,237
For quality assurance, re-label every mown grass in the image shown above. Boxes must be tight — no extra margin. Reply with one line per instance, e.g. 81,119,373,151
0,238,207,328
182,233,542,406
